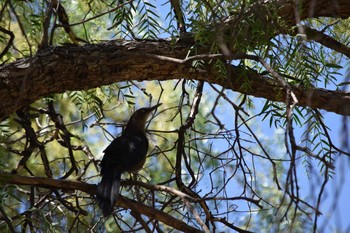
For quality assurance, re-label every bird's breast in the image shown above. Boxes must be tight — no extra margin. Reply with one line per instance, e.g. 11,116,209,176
123,133,148,172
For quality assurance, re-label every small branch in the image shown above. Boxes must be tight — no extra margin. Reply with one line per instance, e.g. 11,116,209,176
295,145,334,169
0,171,95,194
58,0,133,27
0,204,16,233
314,109,350,157
122,180,263,208
313,167,329,233
144,53,223,64
144,53,260,65
118,197,204,233
0,26,14,59
15,110,53,177
0,172,203,233
130,211,152,233
51,0,84,44
184,199,210,233
39,2,53,49
47,100,78,178
301,25,350,58
258,57,298,105
9,1,32,56
211,217,254,233
186,80,204,127
175,80,204,189
170,0,186,33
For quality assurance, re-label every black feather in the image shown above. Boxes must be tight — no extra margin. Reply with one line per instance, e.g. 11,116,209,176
96,170,121,216
96,105,161,217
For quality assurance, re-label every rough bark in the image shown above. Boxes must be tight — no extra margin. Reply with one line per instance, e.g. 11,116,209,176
0,40,350,121
0,0,350,120
279,0,350,20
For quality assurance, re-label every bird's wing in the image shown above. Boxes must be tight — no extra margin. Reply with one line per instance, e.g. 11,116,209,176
103,136,124,154
100,134,148,173
100,136,126,174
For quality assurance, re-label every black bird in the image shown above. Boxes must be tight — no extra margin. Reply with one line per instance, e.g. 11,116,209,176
96,103,161,216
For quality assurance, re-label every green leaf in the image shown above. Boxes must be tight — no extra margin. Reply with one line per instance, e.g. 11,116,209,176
338,81,350,86
325,63,343,69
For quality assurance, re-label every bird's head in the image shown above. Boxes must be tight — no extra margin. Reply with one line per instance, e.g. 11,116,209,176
125,103,162,133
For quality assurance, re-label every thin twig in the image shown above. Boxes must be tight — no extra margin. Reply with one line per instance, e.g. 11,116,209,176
0,204,16,233
184,199,210,233
57,0,133,27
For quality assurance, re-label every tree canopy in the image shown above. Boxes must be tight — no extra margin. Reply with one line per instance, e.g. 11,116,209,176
0,0,349,232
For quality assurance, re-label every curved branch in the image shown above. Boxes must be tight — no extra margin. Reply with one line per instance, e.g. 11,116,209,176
223,0,350,58
0,171,203,233
299,25,350,58
0,41,349,121
0,26,15,59
271,0,350,22
1,0,350,120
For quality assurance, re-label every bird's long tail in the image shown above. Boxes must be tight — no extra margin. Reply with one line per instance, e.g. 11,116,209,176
96,170,121,216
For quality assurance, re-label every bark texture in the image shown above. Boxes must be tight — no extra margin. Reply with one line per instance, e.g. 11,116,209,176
1,40,350,121
0,0,350,120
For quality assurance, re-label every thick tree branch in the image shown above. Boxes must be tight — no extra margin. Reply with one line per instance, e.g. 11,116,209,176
277,0,350,20
1,0,350,120
0,172,203,233
296,25,350,57
233,0,350,27
222,0,350,57
0,40,349,121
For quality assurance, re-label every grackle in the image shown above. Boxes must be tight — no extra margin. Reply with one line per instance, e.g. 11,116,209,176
96,103,161,216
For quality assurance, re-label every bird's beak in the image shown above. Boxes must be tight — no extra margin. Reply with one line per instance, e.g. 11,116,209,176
147,103,162,112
